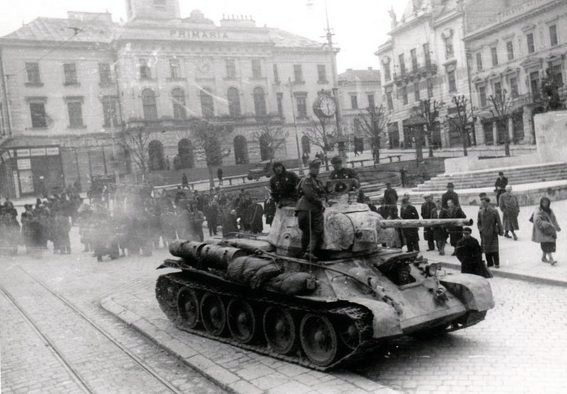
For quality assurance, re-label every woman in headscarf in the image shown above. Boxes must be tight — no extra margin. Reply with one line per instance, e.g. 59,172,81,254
531,197,561,265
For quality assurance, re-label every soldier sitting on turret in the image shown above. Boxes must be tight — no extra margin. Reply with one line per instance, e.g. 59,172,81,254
269,162,300,207
296,159,327,261
328,156,360,193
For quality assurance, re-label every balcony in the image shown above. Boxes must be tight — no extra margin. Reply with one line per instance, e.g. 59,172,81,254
125,113,284,131
393,63,438,86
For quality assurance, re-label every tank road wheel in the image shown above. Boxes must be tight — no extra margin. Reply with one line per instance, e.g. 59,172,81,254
299,314,338,367
227,299,257,344
200,293,226,336
177,288,199,329
263,307,296,355
338,320,360,350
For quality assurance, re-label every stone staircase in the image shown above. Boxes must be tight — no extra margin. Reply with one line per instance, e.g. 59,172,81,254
414,161,567,192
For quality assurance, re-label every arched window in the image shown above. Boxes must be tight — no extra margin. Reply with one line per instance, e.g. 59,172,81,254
253,87,267,117
148,140,165,171
233,135,249,164
200,88,214,118
172,88,186,120
227,87,241,117
177,139,194,169
142,88,158,120
301,135,311,155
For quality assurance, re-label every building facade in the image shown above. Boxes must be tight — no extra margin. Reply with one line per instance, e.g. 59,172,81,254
0,0,336,198
337,67,382,153
464,0,567,145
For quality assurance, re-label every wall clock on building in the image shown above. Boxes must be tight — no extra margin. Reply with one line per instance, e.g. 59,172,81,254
197,57,212,74
313,93,337,118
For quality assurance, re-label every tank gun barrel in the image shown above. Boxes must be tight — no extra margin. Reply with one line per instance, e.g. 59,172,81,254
380,218,473,228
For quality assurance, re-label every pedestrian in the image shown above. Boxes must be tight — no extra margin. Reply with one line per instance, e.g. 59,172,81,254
441,182,459,209
245,197,264,234
494,171,508,204
400,168,407,187
499,185,519,240
205,196,220,236
217,167,223,186
181,173,189,189
400,196,420,252
421,194,437,251
383,183,398,218
302,151,310,167
432,199,449,255
190,204,205,242
477,196,503,268
531,196,561,265
269,162,299,207
446,199,466,255
455,227,493,278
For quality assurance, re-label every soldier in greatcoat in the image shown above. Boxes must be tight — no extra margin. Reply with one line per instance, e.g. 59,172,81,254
477,196,503,268
499,185,520,240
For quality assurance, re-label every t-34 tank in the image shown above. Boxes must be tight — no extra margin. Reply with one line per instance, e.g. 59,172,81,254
156,180,494,370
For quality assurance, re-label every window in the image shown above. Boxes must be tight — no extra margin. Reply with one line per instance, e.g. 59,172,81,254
530,71,540,99
169,58,181,79
64,63,78,85
317,64,328,83
25,62,41,84
445,39,454,59
410,49,418,72
549,64,564,86
253,87,267,116
494,82,502,98
139,58,152,80
367,94,375,108
491,47,498,66
401,86,408,105
227,87,241,117
29,102,47,128
478,86,487,107
295,93,307,118
550,24,558,46
172,88,186,119
398,54,406,75
273,64,280,83
423,43,431,68
277,92,284,118
384,63,391,81
427,79,433,98
386,91,393,110
293,64,304,83
67,100,84,128
527,33,535,54
200,88,214,118
447,70,456,92
142,89,158,120
226,59,236,79
506,41,514,61
99,63,112,85
350,95,358,109
476,53,483,71
414,82,420,101
252,59,262,78
509,77,519,98
102,96,120,127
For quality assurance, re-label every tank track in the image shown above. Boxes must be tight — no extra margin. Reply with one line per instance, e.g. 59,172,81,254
156,271,379,371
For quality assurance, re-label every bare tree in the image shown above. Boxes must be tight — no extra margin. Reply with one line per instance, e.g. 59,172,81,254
191,118,233,188
251,120,288,161
418,99,442,158
117,127,151,178
488,89,513,157
302,117,337,170
445,95,475,157
356,105,389,163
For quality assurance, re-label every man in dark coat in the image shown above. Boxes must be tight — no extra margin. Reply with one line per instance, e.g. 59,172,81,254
269,162,299,206
446,199,467,255
494,171,508,204
420,194,437,251
296,159,327,260
455,228,493,278
477,196,503,268
383,183,398,218
328,156,359,192
441,182,460,209
245,198,264,234
400,196,420,252
432,199,449,255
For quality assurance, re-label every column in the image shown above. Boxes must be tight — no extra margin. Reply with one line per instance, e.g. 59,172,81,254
475,117,485,145
523,106,535,144
492,121,498,146
508,116,514,144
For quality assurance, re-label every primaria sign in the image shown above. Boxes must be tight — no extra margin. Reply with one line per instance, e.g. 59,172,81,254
169,30,229,40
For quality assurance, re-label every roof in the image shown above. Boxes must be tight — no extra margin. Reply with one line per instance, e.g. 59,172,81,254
338,68,381,83
267,28,322,49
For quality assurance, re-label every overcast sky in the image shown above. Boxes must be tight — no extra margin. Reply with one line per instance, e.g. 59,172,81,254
0,0,408,72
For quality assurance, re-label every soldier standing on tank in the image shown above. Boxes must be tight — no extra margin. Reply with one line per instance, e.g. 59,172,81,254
328,156,360,192
269,162,299,207
296,159,327,261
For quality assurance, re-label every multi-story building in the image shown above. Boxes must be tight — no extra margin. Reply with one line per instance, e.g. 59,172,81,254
376,0,470,150
338,67,382,153
0,0,336,198
464,0,567,145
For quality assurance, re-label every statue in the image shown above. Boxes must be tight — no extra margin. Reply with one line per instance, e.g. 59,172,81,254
541,68,564,111
388,7,397,28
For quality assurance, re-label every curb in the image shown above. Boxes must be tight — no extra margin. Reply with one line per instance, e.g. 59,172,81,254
100,296,400,394
438,261,567,288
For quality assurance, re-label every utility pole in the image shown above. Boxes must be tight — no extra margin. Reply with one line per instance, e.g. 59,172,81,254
323,0,342,138
287,78,304,175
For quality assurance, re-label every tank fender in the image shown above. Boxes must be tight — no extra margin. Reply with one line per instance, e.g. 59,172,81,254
440,274,495,312
347,297,403,339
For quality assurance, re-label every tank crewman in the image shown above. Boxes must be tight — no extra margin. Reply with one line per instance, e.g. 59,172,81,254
269,162,300,207
328,156,360,192
296,159,327,261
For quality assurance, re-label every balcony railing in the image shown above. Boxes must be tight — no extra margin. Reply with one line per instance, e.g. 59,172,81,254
125,113,284,131
393,63,438,86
